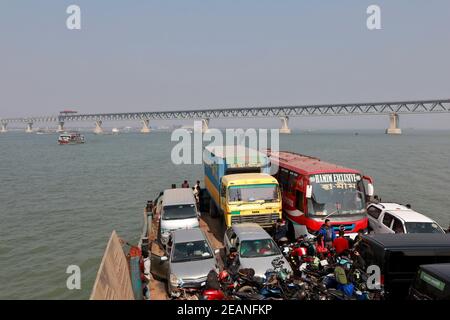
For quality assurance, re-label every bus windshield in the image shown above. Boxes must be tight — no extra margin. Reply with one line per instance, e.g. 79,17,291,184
228,184,280,204
308,173,366,217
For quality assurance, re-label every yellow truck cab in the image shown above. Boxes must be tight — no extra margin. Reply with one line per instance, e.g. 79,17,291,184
204,146,282,229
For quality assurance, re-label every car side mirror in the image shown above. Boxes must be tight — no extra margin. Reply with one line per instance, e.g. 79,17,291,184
306,185,312,199
160,256,168,261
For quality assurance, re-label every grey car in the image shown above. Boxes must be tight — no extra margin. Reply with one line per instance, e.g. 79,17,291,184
151,228,219,297
223,223,292,278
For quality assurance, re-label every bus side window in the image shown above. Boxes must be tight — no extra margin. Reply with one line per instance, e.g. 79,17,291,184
279,168,289,192
288,171,298,193
296,190,304,212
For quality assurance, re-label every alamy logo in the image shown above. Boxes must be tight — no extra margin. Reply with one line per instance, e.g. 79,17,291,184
366,265,382,290
66,265,81,290
367,5,382,30
171,121,280,172
66,5,81,30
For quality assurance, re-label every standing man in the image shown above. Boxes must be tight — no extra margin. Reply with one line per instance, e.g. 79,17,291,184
181,180,190,188
333,230,350,255
352,229,365,249
193,180,202,210
319,219,336,247
225,247,240,279
273,218,288,243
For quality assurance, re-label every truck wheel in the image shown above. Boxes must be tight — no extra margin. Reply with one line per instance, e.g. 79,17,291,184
209,199,218,218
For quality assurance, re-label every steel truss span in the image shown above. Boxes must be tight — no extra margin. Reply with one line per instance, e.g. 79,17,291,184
1,99,450,124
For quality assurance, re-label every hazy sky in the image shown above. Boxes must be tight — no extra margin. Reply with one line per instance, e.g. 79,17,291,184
0,0,449,129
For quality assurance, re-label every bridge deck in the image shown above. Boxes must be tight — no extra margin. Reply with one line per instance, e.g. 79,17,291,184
2,99,449,124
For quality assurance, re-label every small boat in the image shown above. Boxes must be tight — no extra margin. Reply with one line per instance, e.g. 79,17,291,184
58,132,85,145
112,128,120,134
36,128,53,135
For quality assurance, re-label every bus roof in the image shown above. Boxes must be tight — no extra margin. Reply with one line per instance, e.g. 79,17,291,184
269,151,361,175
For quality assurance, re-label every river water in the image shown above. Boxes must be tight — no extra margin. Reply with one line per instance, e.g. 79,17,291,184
0,130,449,299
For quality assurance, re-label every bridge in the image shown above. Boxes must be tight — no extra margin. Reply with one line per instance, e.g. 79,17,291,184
1,99,449,135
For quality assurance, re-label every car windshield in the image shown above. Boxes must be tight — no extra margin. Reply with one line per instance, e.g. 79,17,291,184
239,239,281,258
228,184,280,203
404,222,444,234
171,240,213,263
162,204,197,220
308,173,366,217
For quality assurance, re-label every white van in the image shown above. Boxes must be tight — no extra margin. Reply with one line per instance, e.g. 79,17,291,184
159,188,200,247
367,203,445,234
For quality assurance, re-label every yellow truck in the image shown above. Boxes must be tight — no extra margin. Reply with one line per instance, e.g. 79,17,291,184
204,146,282,228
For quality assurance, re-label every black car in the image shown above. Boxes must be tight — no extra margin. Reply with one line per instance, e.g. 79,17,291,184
358,233,450,300
409,263,450,300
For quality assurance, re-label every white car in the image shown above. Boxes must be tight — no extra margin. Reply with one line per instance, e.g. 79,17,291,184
367,203,445,234
156,188,201,249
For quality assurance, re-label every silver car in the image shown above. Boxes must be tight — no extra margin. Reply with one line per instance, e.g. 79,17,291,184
158,188,200,247
223,223,292,278
151,228,219,298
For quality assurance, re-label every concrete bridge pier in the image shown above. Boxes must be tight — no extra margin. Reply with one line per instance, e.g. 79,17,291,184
140,119,151,133
1,122,7,133
57,121,65,133
280,117,291,134
94,120,103,134
201,118,210,133
386,113,402,135
25,122,33,133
